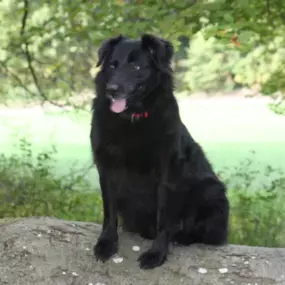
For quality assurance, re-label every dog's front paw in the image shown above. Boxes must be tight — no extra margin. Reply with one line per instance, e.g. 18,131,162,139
94,238,118,262
138,249,167,269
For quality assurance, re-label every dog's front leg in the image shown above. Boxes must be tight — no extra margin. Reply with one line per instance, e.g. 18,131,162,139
94,171,118,262
138,158,176,269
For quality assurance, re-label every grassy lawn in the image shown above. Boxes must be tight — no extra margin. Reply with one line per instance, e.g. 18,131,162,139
1,96,285,189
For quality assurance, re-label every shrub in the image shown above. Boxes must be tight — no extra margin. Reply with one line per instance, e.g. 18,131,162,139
219,155,285,247
1,137,284,247
229,182,285,247
180,32,285,97
180,31,241,92
233,37,285,92
0,137,103,222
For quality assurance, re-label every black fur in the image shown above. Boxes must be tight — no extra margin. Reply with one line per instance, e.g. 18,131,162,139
90,34,229,269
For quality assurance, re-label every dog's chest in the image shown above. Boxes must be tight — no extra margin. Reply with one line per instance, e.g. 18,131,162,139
99,141,159,171
96,127,163,171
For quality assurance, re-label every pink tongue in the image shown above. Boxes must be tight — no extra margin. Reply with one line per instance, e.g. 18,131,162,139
110,98,127,113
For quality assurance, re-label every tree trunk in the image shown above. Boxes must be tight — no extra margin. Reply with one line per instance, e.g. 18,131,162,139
1,217,285,285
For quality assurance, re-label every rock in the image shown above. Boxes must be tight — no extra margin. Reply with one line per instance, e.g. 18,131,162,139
0,217,285,285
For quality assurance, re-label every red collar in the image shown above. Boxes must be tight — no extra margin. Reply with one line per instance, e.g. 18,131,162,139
131,111,149,123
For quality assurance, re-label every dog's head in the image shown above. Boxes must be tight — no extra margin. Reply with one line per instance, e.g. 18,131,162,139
95,34,173,113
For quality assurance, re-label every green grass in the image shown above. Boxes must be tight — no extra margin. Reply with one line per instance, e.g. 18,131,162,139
1,97,285,188
1,92,285,247
0,136,284,247
1,95,285,248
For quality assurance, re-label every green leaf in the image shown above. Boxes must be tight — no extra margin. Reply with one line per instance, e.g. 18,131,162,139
238,30,257,43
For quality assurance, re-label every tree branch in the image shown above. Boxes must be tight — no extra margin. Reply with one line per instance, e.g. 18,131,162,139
20,0,29,37
0,60,38,98
20,0,65,108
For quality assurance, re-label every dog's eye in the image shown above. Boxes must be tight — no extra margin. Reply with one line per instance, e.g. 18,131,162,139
134,65,140,71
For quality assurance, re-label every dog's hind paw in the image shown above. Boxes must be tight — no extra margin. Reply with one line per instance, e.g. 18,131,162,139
94,238,118,262
138,249,167,269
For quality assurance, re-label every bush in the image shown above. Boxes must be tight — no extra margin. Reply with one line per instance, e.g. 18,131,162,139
233,37,285,92
0,138,103,222
180,32,285,96
220,155,285,247
179,31,241,92
229,184,285,247
1,137,284,247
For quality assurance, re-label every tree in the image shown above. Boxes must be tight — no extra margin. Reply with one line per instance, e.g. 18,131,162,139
0,0,285,108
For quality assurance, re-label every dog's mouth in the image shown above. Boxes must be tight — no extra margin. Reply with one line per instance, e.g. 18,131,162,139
110,97,127,113
108,85,145,113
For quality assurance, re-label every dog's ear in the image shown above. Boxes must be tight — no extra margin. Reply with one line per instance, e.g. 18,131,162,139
96,35,125,67
141,34,173,69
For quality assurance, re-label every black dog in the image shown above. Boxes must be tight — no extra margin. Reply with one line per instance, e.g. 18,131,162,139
90,34,229,269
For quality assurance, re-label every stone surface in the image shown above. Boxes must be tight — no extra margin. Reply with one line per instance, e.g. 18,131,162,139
1,217,285,285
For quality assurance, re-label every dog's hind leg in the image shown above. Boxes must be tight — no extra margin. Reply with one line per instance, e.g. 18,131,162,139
175,176,229,246
195,200,229,245
196,177,229,245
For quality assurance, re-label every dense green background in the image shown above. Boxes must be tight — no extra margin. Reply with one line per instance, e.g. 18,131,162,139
1,97,285,185
1,0,285,248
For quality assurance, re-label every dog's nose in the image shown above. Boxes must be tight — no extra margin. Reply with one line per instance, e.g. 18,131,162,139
106,84,119,93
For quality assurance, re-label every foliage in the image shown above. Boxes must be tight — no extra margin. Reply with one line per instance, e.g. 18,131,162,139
1,0,285,106
229,184,285,247
180,33,285,98
233,37,285,96
180,31,241,92
0,138,103,222
1,138,285,247
220,155,285,247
